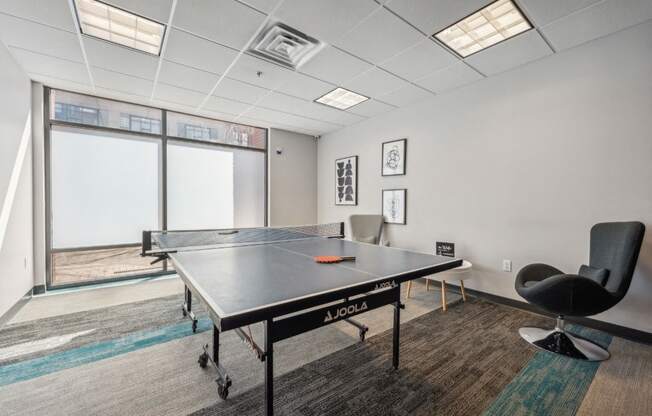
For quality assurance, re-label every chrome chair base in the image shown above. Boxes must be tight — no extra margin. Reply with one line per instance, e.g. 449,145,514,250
519,326,610,361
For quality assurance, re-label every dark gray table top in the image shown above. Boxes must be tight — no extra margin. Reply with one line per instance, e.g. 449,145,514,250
170,238,459,322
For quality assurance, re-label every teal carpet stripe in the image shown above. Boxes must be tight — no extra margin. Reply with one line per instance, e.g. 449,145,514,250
482,325,612,416
0,317,212,387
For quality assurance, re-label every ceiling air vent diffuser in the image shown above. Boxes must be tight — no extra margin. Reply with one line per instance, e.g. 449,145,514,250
248,22,324,70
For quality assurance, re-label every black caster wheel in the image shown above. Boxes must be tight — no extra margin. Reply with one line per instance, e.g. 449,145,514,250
218,384,229,400
198,352,209,369
359,331,366,342
192,320,198,333
182,306,187,317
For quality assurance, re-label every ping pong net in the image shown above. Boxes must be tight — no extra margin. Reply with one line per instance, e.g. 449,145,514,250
141,222,344,257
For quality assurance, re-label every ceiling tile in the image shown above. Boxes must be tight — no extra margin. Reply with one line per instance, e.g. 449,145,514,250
519,0,602,27
380,38,458,82
95,87,154,107
28,73,92,93
9,47,90,85
343,67,409,98
273,0,379,45
92,67,153,97
102,0,173,23
213,77,270,104
164,28,239,75
151,98,197,114
197,109,238,123
228,53,294,89
0,13,83,62
415,61,483,93
541,0,652,51
385,0,487,35
157,60,220,93
377,84,433,107
84,37,158,79
465,30,553,75
237,0,282,14
243,106,340,132
173,0,265,50
348,99,396,118
153,83,206,107
275,72,334,101
334,7,423,64
0,0,75,32
298,46,373,85
203,95,251,115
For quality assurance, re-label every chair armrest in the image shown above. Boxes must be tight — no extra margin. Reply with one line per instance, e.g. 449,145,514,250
518,274,617,316
515,263,563,289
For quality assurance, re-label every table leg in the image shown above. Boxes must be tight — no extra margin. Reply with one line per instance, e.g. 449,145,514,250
406,281,412,299
393,300,400,369
264,319,274,416
426,279,430,291
460,280,467,302
441,280,447,312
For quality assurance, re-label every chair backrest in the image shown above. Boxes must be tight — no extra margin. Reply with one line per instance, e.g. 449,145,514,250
349,215,384,245
590,221,645,296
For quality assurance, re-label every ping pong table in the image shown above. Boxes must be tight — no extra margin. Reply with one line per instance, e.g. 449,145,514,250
142,223,461,416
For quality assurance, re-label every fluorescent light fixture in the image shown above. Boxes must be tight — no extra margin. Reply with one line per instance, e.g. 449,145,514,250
315,88,368,110
74,0,166,55
434,0,532,58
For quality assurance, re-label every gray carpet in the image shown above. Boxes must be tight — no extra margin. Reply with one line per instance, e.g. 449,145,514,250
192,299,551,416
0,280,454,416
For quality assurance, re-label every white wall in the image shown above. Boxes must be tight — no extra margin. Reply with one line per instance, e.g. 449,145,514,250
0,42,33,318
269,128,318,226
318,22,652,333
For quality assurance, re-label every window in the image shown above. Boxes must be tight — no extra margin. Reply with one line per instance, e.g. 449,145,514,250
120,114,162,134
51,89,162,134
54,102,103,125
167,112,266,150
46,88,267,287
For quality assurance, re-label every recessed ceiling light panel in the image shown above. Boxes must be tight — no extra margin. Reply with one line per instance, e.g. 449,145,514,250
249,22,324,70
74,0,166,55
434,0,532,58
315,88,369,110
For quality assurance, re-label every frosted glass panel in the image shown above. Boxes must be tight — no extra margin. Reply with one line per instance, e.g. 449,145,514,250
234,149,265,228
167,142,235,230
51,127,160,248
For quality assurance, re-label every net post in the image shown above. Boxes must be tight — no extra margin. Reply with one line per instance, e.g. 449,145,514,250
142,231,151,256
339,222,345,239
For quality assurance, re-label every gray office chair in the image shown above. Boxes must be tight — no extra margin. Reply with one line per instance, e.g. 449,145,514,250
349,215,384,245
515,221,645,361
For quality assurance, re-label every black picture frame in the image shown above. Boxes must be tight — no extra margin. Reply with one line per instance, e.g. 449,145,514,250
381,138,407,176
382,189,407,224
335,155,358,206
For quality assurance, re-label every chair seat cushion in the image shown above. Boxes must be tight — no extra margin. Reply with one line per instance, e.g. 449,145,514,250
578,264,610,286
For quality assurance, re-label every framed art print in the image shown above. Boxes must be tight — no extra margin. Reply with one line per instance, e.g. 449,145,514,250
381,138,406,176
335,156,358,205
382,189,406,224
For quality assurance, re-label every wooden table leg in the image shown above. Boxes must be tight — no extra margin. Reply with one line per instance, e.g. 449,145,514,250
441,280,447,312
406,280,412,299
426,279,430,291
460,280,467,302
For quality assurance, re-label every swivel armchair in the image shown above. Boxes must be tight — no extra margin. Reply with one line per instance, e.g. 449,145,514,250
515,221,645,361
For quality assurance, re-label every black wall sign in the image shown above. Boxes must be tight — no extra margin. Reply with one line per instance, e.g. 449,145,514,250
436,242,455,257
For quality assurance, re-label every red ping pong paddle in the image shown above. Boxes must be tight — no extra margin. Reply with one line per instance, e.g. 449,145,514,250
314,255,356,264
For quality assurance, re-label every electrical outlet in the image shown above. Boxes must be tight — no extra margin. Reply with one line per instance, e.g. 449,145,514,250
502,259,512,272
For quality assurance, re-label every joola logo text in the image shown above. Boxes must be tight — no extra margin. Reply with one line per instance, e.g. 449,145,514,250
374,280,396,290
324,302,368,322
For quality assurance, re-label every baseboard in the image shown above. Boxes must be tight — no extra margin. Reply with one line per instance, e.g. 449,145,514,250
439,281,652,345
32,284,45,295
0,288,33,327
